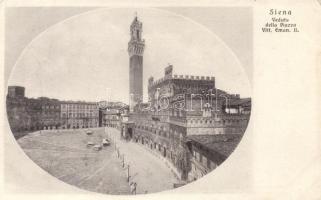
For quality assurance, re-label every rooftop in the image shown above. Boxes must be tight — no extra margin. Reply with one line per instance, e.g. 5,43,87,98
228,98,251,106
187,134,243,158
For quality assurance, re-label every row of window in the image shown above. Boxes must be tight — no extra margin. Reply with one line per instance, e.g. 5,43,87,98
42,105,59,109
135,125,183,139
61,113,98,118
9,102,97,110
66,119,97,123
62,124,97,129
104,116,119,120
135,123,167,132
187,118,246,125
42,112,60,116
62,110,97,114
65,122,97,126
61,104,97,109
62,108,98,112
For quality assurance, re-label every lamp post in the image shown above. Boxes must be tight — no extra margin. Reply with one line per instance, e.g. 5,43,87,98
215,88,218,112
122,154,125,168
66,104,69,130
117,147,120,158
127,164,130,182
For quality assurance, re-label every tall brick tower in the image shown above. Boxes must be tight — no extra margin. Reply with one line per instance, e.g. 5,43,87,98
128,16,145,111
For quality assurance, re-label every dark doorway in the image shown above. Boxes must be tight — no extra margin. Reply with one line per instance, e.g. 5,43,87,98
128,128,133,138
98,109,103,127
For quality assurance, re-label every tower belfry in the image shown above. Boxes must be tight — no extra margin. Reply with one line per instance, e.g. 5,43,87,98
128,15,145,111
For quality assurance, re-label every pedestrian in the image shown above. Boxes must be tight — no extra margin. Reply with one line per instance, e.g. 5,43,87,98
133,182,137,195
130,182,137,195
130,182,134,194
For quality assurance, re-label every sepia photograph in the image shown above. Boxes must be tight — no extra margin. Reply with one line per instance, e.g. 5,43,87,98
2,1,321,200
4,7,252,195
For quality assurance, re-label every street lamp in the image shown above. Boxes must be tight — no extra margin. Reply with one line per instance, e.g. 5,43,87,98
117,147,120,158
65,104,69,130
127,164,130,182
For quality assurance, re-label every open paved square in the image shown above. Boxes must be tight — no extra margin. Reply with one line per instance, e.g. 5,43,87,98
17,127,178,194
18,128,130,194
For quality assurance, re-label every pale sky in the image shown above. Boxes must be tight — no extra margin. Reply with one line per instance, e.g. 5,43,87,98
7,7,252,103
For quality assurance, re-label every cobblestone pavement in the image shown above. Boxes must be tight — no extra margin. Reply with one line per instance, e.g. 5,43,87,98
106,127,178,194
18,129,130,195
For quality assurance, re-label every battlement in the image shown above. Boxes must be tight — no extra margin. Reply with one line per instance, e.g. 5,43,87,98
148,63,215,89
173,74,215,81
149,74,215,89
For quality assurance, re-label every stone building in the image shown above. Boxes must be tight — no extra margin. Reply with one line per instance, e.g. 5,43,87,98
7,86,25,98
98,101,128,128
6,86,62,137
185,134,243,181
60,101,99,129
38,97,62,130
123,16,251,181
6,86,34,136
129,64,251,180
128,16,145,111
6,86,100,137
102,109,120,128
